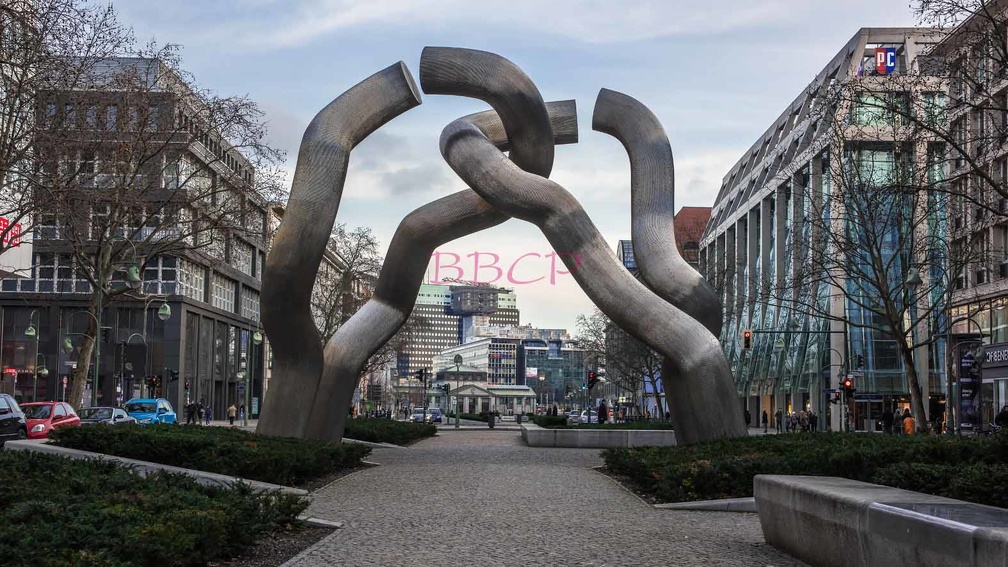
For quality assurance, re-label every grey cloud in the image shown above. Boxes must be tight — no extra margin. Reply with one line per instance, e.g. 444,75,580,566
380,162,453,196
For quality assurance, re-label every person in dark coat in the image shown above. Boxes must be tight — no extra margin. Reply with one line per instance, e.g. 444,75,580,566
598,401,608,424
881,407,894,434
762,410,769,433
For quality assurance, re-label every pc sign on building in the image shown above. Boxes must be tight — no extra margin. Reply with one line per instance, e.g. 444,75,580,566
875,46,897,74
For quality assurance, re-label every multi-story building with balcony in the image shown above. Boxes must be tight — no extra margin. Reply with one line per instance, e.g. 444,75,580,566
698,28,948,432
0,58,268,419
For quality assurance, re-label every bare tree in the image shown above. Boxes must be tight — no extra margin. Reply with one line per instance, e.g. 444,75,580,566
311,223,381,342
0,0,132,260
773,65,992,431
28,26,285,406
575,308,662,416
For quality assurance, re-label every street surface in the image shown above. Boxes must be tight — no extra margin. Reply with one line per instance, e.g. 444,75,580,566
282,429,807,567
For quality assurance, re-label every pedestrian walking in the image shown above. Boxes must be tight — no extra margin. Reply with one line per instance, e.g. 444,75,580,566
902,409,916,435
996,405,1008,429
197,400,205,425
762,410,768,433
598,400,608,424
894,407,905,435
775,409,783,433
881,407,894,434
798,410,809,432
240,404,245,422
205,406,213,425
227,404,237,426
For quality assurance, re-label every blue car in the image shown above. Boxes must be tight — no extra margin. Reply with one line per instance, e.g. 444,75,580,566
124,398,177,425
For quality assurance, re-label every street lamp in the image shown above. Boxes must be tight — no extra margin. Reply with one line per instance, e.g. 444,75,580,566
453,354,462,429
34,354,49,401
24,310,40,402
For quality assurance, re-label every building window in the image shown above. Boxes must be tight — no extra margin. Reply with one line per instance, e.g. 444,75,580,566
241,288,260,320
178,258,206,302
142,255,177,295
211,272,236,313
232,239,253,276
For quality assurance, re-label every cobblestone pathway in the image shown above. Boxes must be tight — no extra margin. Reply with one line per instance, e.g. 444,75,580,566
282,430,807,567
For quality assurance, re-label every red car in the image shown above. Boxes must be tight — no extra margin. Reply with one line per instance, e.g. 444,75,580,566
20,401,80,439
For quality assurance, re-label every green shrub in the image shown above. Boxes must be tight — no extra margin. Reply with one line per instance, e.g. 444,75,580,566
343,418,436,445
602,432,1008,506
49,424,370,487
0,451,308,566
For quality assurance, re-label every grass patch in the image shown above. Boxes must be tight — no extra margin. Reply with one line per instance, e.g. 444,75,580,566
343,418,437,445
602,432,1008,507
0,450,307,566
49,424,370,487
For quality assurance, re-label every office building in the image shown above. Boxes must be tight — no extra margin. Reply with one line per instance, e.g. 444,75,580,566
698,29,946,431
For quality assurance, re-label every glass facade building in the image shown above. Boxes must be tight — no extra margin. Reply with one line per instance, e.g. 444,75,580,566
699,29,949,432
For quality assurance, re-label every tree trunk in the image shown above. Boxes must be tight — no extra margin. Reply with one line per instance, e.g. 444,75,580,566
68,295,100,409
899,344,928,434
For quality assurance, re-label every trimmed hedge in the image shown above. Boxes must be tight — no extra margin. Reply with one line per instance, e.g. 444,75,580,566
343,418,436,445
49,424,370,487
0,450,307,566
602,431,1008,507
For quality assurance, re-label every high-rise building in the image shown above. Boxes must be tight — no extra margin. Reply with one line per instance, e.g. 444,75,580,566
397,282,519,376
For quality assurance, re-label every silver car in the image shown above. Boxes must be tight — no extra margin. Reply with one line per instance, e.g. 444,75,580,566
78,406,136,425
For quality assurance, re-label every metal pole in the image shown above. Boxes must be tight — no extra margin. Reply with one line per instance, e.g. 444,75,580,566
244,338,252,427
32,333,39,402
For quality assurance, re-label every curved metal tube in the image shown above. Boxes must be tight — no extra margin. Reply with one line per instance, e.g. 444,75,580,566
438,119,746,444
592,88,722,337
257,62,422,439
420,46,554,177
302,72,576,443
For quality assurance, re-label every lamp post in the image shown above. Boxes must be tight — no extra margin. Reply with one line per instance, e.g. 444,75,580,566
24,310,40,402
33,354,49,401
453,354,462,429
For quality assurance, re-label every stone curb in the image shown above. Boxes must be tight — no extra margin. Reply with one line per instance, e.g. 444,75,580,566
589,465,756,513
654,497,757,512
342,437,405,449
4,439,307,496
297,516,346,529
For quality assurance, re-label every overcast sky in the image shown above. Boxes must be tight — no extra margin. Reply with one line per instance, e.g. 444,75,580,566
116,0,917,331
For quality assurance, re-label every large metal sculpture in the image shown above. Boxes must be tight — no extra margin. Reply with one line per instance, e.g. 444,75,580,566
257,47,746,444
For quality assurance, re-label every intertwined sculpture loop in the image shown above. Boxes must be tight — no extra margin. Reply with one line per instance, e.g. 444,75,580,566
257,47,746,445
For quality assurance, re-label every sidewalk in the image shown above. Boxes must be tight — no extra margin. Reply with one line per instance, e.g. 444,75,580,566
281,429,806,566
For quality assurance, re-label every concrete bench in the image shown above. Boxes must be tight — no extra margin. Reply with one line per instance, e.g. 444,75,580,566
755,475,1008,567
520,423,676,448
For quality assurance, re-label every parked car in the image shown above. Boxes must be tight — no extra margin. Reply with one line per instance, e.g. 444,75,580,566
124,398,177,424
78,406,137,426
429,408,443,423
579,410,599,424
411,408,431,424
0,393,27,445
20,401,81,439
567,410,580,421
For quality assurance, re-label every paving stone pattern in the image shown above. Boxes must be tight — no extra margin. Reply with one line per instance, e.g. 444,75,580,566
283,430,808,567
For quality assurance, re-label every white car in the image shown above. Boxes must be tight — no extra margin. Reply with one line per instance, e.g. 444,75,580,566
579,410,599,424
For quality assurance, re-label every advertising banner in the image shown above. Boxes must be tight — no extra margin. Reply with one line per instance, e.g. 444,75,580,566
525,367,538,380
959,346,981,430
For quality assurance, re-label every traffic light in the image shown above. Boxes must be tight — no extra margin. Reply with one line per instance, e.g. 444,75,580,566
100,327,111,343
168,369,179,382
842,377,854,393
857,354,865,369
742,329,753,350
184,379,190,391
587,371,599,390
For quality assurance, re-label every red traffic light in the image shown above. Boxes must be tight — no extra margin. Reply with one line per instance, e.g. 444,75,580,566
842,378,853,390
